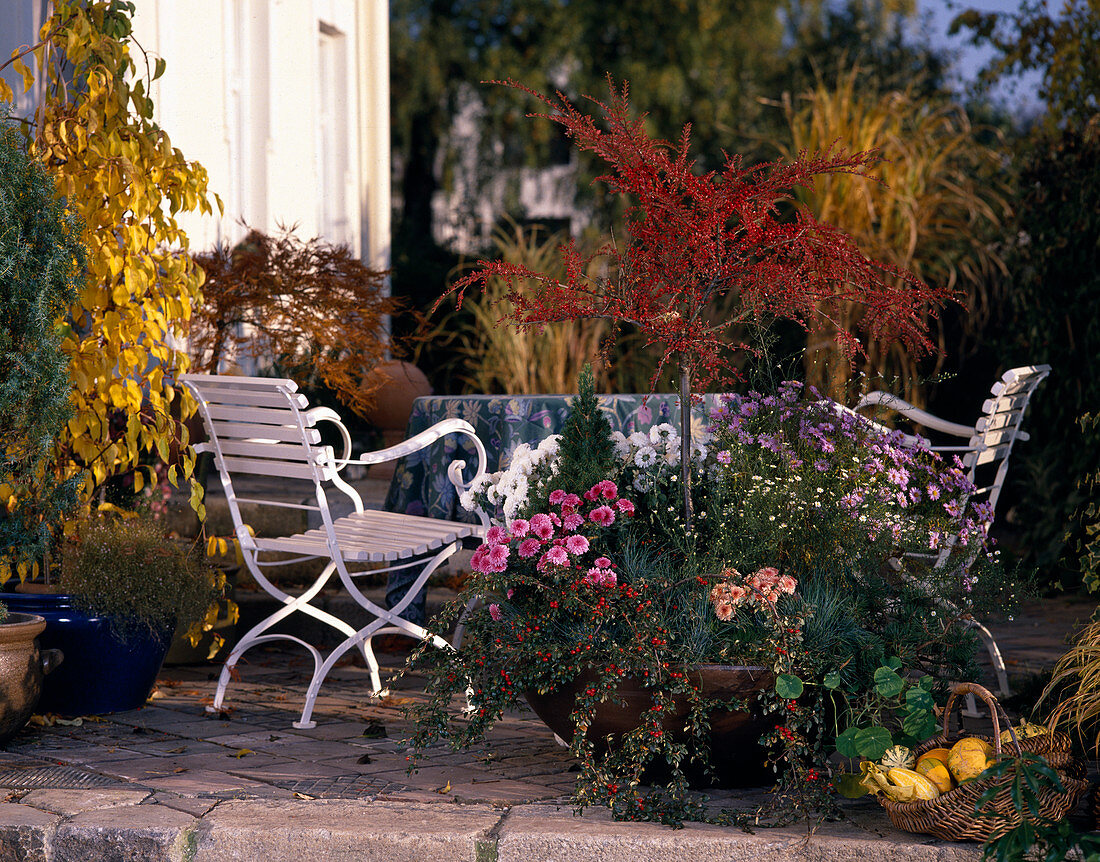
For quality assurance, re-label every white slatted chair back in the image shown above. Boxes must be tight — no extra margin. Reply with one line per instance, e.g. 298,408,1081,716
855,364,1051,701
179,374,359,549
857,364,1051,537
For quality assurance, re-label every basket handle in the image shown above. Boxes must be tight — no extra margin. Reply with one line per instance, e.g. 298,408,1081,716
943,682,1024,758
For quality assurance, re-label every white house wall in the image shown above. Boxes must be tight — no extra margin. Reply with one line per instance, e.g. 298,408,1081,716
0,0,388,270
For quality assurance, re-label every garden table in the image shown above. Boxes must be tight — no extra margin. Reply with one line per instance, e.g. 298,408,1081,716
383,392,726,521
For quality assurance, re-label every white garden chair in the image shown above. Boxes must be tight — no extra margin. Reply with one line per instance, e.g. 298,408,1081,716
853,364,1051,700
179,374,488,728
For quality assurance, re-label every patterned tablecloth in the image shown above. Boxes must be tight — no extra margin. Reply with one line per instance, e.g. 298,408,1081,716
383,392,726,522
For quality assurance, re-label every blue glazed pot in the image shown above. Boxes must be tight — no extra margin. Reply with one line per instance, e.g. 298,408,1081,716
0,591,173,716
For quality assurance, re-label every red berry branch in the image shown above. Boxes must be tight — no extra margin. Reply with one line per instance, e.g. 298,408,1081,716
440,77,954,526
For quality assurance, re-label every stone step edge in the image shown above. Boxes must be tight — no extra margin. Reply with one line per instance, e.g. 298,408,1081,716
0,795,982,862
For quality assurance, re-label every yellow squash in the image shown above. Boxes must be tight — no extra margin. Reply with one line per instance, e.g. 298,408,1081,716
947,738,994,783
886,767,941,801
914,756,955,794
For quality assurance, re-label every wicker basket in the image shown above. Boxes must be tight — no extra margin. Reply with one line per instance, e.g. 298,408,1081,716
878,682,1089,842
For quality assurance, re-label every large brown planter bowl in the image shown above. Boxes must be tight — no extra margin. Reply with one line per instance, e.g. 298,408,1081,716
0,613,63,745
524,664,775,788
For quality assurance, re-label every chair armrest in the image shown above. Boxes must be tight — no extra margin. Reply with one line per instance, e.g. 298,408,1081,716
856,391,976,439
350,418,485,467
306,407,352,470
823,400,929,449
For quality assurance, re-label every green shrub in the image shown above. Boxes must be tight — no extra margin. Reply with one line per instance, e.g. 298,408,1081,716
60,514,221,639
996,125,1100,586
0,110,85,582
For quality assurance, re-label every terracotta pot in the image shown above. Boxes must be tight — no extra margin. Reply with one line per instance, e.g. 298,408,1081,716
524,664,775,787
0,613,63,744
363,360,432,431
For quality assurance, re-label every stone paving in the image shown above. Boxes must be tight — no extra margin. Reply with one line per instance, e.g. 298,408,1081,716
0,593,1095,861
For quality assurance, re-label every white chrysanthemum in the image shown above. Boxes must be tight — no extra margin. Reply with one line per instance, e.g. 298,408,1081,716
664,447,681,468
633,472,654,492
537,435,561,457
459,490,477,511
634,446,658,468
610,430,630,459
627,431,650,449
649,423,677,444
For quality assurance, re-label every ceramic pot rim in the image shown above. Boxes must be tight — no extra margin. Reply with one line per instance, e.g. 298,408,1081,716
0,613,46,643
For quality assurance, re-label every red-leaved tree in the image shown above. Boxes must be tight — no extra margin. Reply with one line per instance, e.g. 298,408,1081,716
441,79,954,524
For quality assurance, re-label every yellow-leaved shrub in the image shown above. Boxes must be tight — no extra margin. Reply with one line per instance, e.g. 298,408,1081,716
1,0,220,531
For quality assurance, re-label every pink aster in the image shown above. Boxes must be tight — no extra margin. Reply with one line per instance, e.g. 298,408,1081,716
510,519,530,537
589,505,615,526
542,546,569,568
600,569,617,587
584,486,600,502
488,603,502,621
597,480,618,499
562,494,581,508
615,499,635,515
517,538,542,558
485,525,508,545
594,557,612,568
549,489,566,505
530,513,555,540
564,534,590,555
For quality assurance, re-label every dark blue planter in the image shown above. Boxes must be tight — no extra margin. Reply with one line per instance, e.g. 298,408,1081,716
0,592,173,716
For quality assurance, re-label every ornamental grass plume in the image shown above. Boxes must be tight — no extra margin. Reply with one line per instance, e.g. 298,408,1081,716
440,78,953,525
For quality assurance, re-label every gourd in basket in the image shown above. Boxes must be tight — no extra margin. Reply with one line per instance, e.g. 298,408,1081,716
869,683,1088,842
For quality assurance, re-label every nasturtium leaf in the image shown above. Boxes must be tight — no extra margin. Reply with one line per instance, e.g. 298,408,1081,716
874,666,905,698
854,726,893,760
905,687,935,711
884,656,903,671
775,674,804,699
823,671,842,690
836,773,870,799
835,727,862,758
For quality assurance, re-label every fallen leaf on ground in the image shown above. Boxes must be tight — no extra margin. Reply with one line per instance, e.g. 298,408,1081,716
233,749,255,759
434,781,451,794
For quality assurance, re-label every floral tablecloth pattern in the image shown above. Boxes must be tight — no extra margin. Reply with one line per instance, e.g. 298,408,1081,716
383,393,726,521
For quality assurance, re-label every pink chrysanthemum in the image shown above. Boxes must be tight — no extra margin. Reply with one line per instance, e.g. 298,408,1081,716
530,513,554,540
486,543,510,572
598,480,618,499
589,505,615,526
485,525,508,545
549,489,567,505
488,603,502,621
542,546,569,567
517,538,542,558
594,556,612,569
562,513,584,531
564,534,590,555
510,519,530,537
615,499,635,515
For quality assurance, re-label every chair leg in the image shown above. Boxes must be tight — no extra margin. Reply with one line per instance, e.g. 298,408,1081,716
958,619,1011,718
